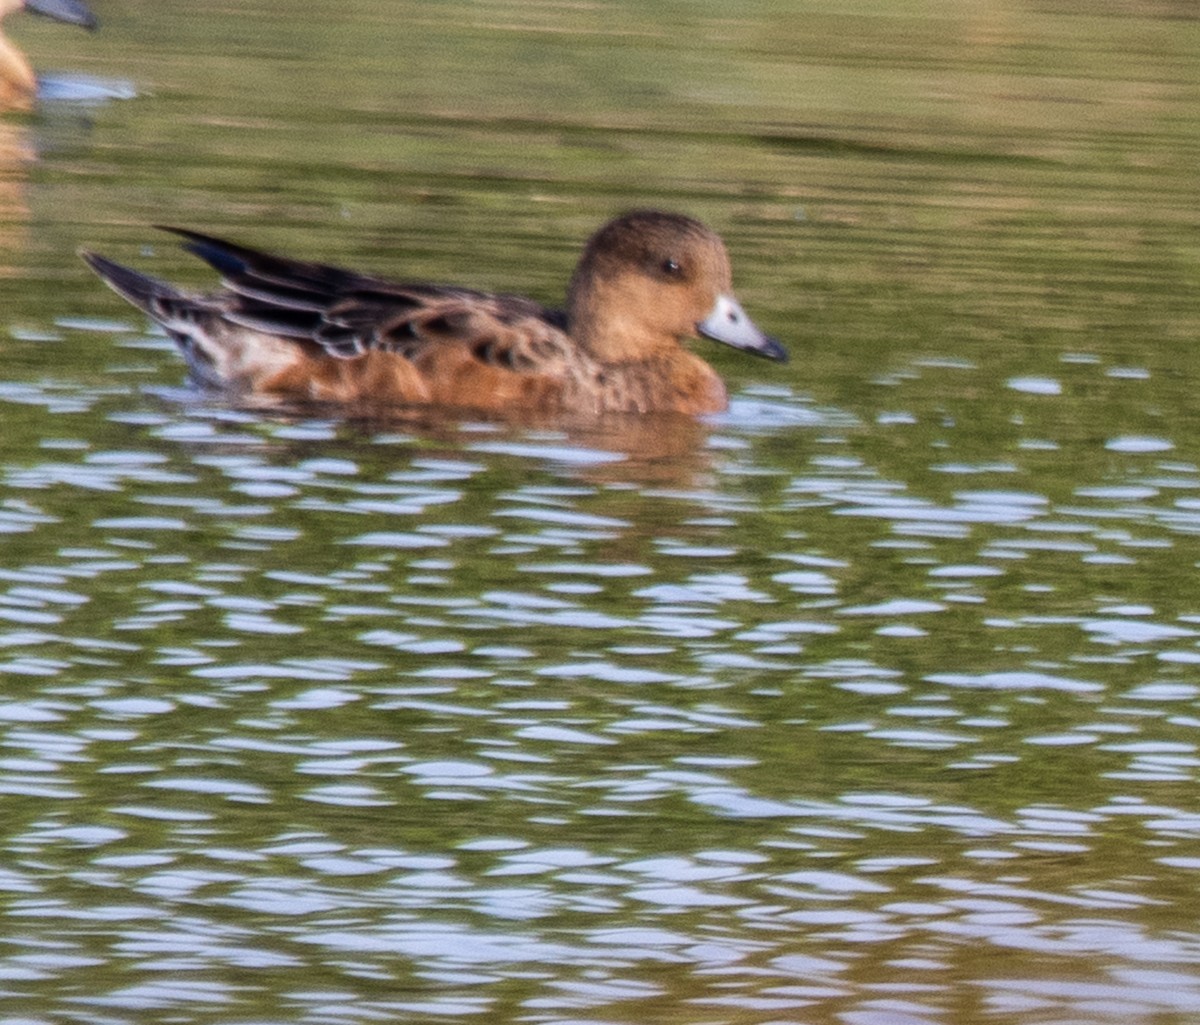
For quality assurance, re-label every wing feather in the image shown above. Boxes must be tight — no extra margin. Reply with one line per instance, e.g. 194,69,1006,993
157,226,570,371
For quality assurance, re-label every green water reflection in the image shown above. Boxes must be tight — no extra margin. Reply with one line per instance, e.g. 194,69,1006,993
1,1,1199,1023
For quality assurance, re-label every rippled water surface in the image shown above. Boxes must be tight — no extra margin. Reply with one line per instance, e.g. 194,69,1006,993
2,1,1200,1023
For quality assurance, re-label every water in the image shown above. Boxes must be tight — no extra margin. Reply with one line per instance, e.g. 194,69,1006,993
2,1,1200,1023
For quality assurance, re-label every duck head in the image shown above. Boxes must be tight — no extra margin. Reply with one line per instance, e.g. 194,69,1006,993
566,209,786,365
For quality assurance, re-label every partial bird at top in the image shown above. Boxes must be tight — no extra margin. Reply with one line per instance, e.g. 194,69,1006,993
0,0,96,110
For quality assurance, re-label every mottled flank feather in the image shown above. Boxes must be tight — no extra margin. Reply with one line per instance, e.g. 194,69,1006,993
80,211,786,416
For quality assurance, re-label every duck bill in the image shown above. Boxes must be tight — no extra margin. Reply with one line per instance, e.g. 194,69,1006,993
697,293,787,362
24,0,98,29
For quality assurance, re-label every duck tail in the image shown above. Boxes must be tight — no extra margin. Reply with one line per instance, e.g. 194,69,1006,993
78,249,182,317
79,245,307,393
79,248,235,389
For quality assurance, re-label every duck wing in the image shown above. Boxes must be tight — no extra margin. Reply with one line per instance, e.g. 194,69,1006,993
159,227,572,372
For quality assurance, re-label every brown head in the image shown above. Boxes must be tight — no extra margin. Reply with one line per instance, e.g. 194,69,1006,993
566,210,786,365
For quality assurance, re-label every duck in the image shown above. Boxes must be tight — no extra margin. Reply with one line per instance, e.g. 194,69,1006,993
0,0,96,110
80,210,787,417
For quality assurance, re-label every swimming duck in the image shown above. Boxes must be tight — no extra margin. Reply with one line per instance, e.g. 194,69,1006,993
0,0,96,109
80,210,787,416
